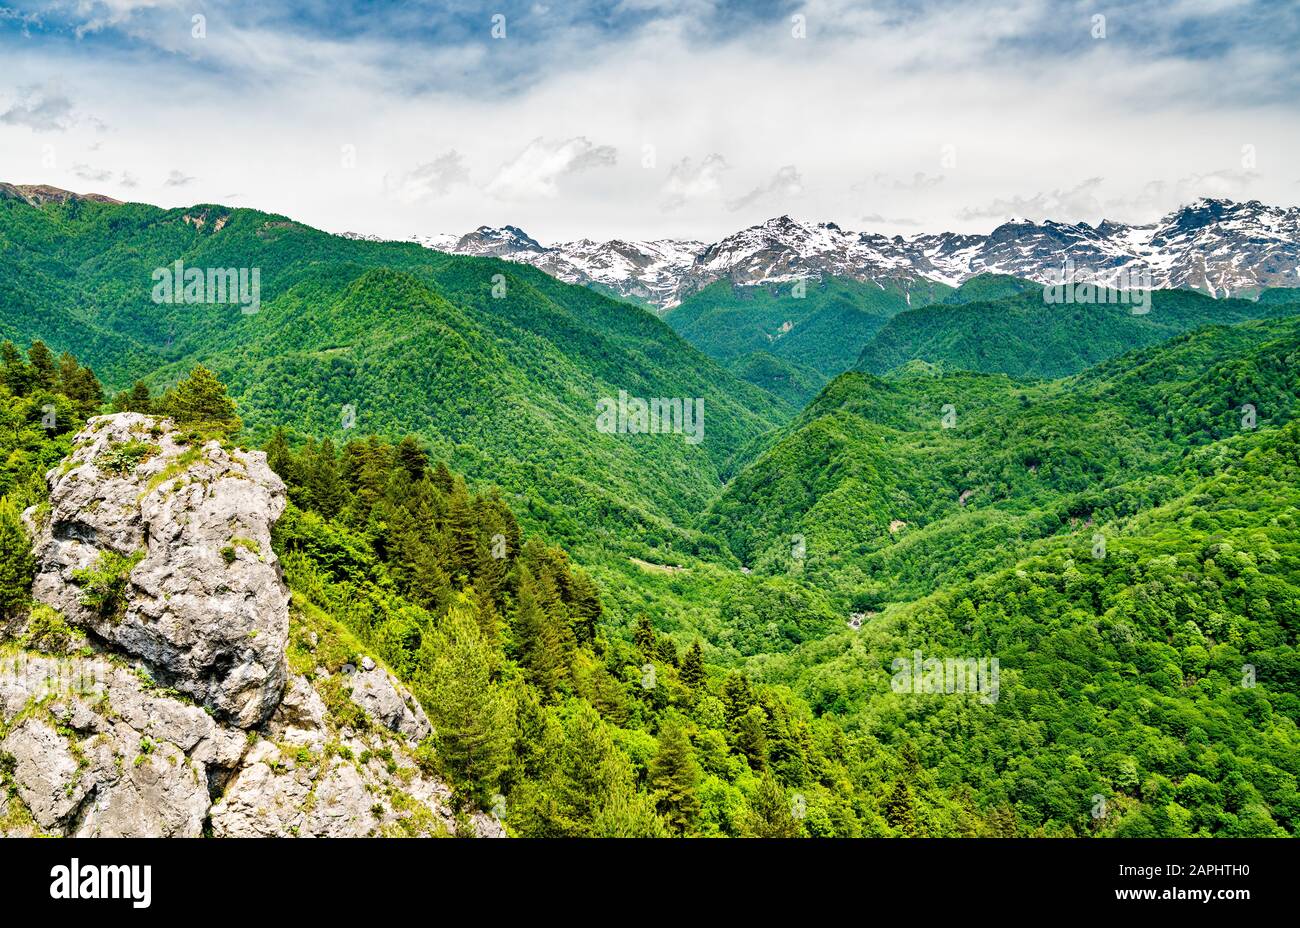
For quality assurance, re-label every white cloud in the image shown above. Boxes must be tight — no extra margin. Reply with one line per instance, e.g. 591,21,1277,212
385,151,471,203
164,170,197,187
726,165,804,212
72,163,113,182
484,137,617,200
661,154,728,211
958,178,1107,223
0,85,76,131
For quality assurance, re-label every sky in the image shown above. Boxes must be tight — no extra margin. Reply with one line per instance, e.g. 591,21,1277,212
1,0,1298,244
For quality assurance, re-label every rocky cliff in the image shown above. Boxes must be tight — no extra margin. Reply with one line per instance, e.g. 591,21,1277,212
0,413,502,838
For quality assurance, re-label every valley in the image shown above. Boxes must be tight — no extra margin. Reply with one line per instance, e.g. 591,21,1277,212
0,185,1297,838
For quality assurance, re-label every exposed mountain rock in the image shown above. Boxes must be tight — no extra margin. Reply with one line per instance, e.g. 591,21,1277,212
0,183,122,207
0,413,502,838
418,198,1300,309
410,226,703,308
29,413,289,728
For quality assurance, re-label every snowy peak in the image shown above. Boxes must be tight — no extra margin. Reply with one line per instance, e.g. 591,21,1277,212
415,198,1300,309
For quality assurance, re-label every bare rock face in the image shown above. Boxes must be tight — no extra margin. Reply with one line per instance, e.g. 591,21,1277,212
1,413,502,839
29,413,288,727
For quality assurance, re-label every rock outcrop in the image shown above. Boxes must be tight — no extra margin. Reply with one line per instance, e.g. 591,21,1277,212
1,414,502,838
30,412,288,727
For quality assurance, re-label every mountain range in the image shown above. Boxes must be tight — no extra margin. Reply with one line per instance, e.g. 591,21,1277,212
1,182,1298,839
413,198,1300,310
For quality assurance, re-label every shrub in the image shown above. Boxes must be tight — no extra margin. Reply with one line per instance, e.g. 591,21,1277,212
71,549,145,621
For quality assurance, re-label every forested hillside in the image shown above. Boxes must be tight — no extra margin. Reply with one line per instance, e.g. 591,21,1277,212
665,276,949,399
0,193,788,552
855,282,1299,378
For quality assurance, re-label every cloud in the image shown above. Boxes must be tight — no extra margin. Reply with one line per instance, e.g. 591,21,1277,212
386,150,471,203
67,0,186,38
164,170,197,187
958,177,1107,223
660,153,728,211
484,136,617,200
119,171,139,188
0,85,76,131
860,213,922,227
726,165,803,212
72,163,113,182
870,172,945,192
1107,169,1261,219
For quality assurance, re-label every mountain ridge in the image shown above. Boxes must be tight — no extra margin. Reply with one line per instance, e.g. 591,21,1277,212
414,197,1300,309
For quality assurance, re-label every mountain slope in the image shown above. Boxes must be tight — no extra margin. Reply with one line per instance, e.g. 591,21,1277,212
709,314,1300,600
664,276,946,392
855,285,1300,379
0,190,789,550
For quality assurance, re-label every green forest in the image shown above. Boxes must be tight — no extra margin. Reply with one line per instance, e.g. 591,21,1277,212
0,189,1296,837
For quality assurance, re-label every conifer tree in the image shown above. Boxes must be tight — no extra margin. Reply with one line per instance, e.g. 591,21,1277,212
681,641,706,690
744,771,801,838
0,497,34,618
418,593,509,806
307,438,345,519
27,341,57,390
885,780,919,836
736,704,769,771
396,435,428,481
263,427,295,483
633,611,658,662
648,716,701,835
592,780,668,838
0,341,31,396
112,382,149,414
161,365,240,434
446,478,479,581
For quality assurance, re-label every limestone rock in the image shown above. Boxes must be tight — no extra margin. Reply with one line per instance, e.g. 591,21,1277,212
347,665,432,742
29,413,288,727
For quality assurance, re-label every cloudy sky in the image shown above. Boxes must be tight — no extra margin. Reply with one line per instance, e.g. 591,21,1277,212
1,0,1297,243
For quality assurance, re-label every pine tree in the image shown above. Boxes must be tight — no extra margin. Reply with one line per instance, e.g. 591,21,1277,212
549,700,628,837
0,341,31,396
592,781,668,838
885,780,919,837
112,380,153,414
0,497,34,618
417,593,509,806
736,704,769,771
27,341,57,390
430,460,455,495
633,612,657,662
744,771,801,838
306,438,344,519
648,716,701,835
445,478,478,581
512,567,568,698
66,367,103,416
263,427,295,483
396,435,428,481
567,569,602,645
681,641,705,690
161,365,240,434
722,672,756,730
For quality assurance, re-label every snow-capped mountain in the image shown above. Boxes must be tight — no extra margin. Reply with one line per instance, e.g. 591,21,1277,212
410,198,1300,309
409,225,703,307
